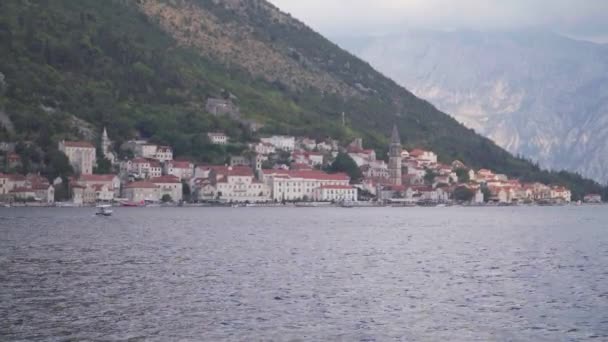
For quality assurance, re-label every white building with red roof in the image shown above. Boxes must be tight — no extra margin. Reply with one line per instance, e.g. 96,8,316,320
121,158,162,179
408,149,437,165
58,140,96,175
155,146,173,162
207,166,270,202
262,169,351,201
151,175,183,202
75,174,121,197
124,181,160,203
164,160,194,181
292,150,324,167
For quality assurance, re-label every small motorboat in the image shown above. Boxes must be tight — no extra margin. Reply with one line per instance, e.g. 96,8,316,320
96,205,113,216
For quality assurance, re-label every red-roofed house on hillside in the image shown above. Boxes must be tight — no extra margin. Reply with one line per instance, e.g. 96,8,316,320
262,169,350,201
151,175,183,202
124,181,160,203
408,149,437,165
164,160,194,181
154,146,173,162
58,140,96,175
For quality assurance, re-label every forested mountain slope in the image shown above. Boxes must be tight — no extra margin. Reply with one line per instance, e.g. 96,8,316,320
0,0,605,199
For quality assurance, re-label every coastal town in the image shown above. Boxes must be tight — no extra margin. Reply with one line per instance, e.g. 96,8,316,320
1,124,604,208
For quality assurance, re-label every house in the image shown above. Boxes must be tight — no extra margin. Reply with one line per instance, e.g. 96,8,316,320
121,158,162,179
10,187,37,202
58,140,96,175
208,132,229,145
250,142,276,156
584,194,602,203
262,169,350,201
191,178,217,202
408,149,438,165
211,166,270,203
92,184,114,202
75,174,121,197
488,186,510,203
551,186,572,203
292,151,324,167
361,160,389,179
260,135,295,151
297,137,317,151
154,146,173,162
135,143,159,159
124,181,160,203
151,175,183,202
230,156,252,167
164,160,194,181
71,184,96,205
313,185,357,202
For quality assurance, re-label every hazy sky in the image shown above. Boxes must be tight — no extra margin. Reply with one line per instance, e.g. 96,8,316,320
268,0,608,42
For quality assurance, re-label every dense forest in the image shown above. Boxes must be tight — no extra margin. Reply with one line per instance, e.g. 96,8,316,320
0,0,606,200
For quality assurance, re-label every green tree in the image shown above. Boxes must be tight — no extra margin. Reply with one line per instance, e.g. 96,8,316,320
455,168,470,183
424,169,437,185
329,152,362,183
161,194,172,203
43,149,73,181
480,184,492,203
453,186,474,202
94,157,112,174
182,181,191,202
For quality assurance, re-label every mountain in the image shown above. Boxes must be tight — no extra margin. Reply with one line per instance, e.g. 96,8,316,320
336,29,608,184
0,0,605,199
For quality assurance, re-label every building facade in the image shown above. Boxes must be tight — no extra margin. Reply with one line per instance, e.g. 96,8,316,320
58,141,96,175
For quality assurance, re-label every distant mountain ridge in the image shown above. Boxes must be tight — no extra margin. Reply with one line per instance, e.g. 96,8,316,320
336,29,608,183
0,0,606,198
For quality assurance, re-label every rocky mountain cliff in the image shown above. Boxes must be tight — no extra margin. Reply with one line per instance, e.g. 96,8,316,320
337,30,608,183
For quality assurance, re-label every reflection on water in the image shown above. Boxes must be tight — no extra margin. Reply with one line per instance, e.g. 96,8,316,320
1,206,607,341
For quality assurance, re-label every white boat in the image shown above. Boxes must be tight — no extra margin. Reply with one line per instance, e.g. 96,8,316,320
96,205,113,216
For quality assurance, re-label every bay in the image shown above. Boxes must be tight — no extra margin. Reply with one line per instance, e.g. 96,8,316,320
1,206,607,341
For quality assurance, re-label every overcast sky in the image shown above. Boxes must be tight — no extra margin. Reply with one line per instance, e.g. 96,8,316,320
268,0,608,43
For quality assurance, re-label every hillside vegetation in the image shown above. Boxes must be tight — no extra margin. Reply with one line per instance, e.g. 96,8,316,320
0,0,606,199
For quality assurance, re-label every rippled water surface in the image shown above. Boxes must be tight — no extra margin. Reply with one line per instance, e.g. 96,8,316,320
1,206,608,341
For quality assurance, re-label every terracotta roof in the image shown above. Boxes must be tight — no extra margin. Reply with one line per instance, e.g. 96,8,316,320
79,174,117,182
409,149,426,157
7,174,26,181
126,181,159,189
168,160,192,169
62,141,95,148
263,169,349,181
151,175,181,184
